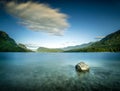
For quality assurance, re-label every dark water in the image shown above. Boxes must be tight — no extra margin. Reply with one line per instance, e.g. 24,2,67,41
0,52,120,91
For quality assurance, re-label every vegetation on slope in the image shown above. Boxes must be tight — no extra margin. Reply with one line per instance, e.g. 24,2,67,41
65,30,120,52
0,31,32,52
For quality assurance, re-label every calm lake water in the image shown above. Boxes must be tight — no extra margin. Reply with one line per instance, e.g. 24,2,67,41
0,52,120,91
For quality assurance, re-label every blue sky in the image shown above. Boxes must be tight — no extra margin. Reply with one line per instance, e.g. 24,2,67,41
0,0,120,49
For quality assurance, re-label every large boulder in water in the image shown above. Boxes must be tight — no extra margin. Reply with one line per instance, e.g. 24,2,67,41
75,62,89,72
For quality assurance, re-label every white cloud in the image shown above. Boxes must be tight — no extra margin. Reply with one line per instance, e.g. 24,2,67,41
6,1,69,35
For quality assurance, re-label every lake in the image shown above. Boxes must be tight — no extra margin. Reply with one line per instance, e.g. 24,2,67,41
0,52,120,91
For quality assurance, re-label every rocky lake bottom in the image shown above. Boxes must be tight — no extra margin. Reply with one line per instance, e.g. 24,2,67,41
0,52,120,91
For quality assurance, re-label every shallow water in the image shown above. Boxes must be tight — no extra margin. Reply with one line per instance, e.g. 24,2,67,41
0,52,120,91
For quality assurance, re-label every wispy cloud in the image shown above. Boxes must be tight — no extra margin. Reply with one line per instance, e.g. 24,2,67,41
6,1,69,35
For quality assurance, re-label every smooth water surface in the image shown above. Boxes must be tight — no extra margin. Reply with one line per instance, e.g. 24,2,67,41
0,52,120,91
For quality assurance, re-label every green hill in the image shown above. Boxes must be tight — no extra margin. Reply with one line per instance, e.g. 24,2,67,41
65,30,120,52
63,42,93,51
0,31,31,52
37,47,63,52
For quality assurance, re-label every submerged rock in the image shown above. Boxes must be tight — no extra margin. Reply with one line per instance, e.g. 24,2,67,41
75,62,89,72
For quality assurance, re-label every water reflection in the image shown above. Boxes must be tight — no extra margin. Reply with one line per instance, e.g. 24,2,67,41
76,71,90,79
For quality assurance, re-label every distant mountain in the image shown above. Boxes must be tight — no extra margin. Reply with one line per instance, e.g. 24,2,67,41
18,43,32,52
65,30,120,52
37,47,63,52
37,43,93,52
63,42,93,51
0,31,32,52
18,43,27,49
33,30,120,52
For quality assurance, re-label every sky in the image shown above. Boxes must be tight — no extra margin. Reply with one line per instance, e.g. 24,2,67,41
0,0,120,50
